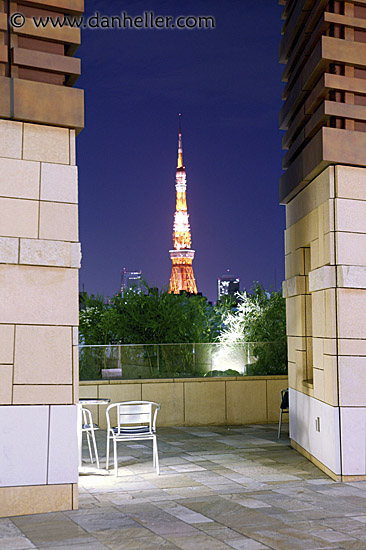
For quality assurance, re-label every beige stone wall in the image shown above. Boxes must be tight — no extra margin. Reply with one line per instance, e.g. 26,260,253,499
0,120,80,516
79,376,288,430
284,165,366,478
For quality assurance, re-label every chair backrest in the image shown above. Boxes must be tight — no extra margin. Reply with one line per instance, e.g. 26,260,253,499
280,389,289,410
106,401,160,433
81,406,92,428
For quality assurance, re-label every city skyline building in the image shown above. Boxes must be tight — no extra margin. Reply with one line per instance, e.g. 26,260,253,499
121,268,143,295
168,116,198,294
217,271,240,302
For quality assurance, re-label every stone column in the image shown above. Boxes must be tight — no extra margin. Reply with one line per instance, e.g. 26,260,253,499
280,1,366,480
0,0,84,516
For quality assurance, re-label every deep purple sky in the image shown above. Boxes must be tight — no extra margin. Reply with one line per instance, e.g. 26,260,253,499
77,0,285,303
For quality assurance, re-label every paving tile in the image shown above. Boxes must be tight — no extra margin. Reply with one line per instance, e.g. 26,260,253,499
6,425,366,549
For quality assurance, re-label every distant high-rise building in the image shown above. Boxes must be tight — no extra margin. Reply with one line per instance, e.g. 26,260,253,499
121,268,143,295
217,271,240,301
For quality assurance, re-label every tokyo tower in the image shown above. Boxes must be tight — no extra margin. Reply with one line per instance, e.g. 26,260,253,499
168,115,198,294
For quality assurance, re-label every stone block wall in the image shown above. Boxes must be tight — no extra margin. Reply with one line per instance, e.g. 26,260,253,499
283,164,366,479
0,119,80,516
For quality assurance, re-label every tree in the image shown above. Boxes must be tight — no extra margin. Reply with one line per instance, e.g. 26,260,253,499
219,283,287,375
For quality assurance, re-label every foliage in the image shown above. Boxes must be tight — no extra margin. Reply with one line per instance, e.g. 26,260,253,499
79,285,220,346
219,283,287,375
79,282,287,379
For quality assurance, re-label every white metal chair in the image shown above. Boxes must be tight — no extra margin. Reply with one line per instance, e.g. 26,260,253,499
81,406,100,468
278,388,289,438
106,401,161,476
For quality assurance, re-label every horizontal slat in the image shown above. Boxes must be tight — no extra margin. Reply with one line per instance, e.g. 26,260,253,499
280,0,315,62
12,15,81,46
282,8,330,83
18,0,84,15
12,47,80,76
118,413,150,423
119,404,151,415
280,127,366,204
0,45,7,64
11,77,84,131
0,12,6,31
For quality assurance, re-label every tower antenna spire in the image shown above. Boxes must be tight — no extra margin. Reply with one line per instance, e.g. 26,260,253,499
177,113,184,169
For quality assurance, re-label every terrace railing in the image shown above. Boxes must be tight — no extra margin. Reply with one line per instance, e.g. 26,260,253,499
79,342,287,381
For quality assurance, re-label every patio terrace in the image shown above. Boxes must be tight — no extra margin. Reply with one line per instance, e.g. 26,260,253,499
2,424,366,550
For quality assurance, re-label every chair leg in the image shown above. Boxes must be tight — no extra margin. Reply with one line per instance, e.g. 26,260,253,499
113,439,118,477
91,428,100,469
106,434,110,470
278,409,283,439
86,431,93,463
153,436,159,475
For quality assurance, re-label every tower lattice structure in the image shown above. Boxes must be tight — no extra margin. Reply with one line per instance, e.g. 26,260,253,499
169,116,197,294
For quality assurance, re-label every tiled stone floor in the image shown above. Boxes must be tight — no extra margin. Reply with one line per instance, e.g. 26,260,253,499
3,424,366,549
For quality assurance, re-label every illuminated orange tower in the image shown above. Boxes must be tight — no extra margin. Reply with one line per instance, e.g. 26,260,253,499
169,115,198,294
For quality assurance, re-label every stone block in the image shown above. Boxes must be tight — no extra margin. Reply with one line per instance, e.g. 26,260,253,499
319,232,335,267
0,484,73,517
325,289,337,339
0,197,38,238
313,338,324,370
285,167,334,227
0,365,12,404
0,325,14,364
14,325,72,385
70,129,76,165
48,405,78,484
72,346,79,404
286,295,306,337
40,163,78,203
336,165,366,201
310,239,319,271
70,242,81,268
338,339,366,355
340,407,366,475
184,381,225,425
337,265,366,289
339,356,366,407
336,232,366,266
0,120,22,159
323,354,339,406
313,367,324,401
0,405,48,486
13,385,73,404
226,380,266,424
337,288,366,339
23,123,69,164
0,237,18,264
141,382,184,427
309,266,336,292
312,291,326,338
19,238,71,267
335,198,366,233
0,157,40,199
39,202,78,242
0,265,78,325
284,275,306,297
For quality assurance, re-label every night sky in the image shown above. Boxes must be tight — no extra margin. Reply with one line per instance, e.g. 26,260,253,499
77,0,285,303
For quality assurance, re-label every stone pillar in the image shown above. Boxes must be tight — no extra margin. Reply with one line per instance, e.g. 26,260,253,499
280,1,366,480
0,0,83,516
